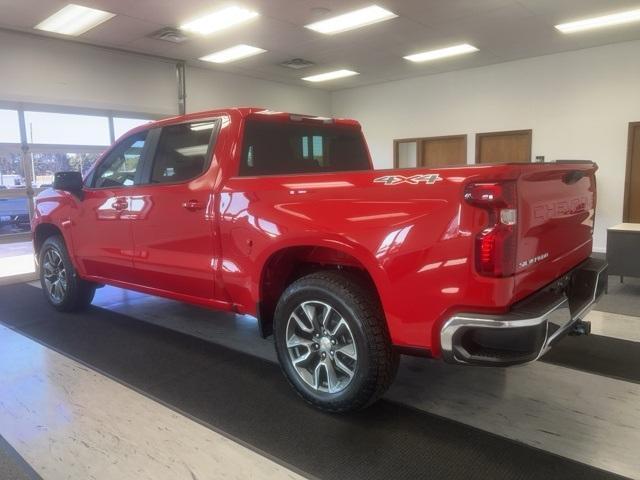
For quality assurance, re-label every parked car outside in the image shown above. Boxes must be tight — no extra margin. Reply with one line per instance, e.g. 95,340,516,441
0,196,30,231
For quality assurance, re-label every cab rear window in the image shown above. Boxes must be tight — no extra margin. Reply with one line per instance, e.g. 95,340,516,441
239,119,370,176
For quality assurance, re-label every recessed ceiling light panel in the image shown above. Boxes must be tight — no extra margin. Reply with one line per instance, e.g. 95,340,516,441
305,5,397,34
180,6,259,35
302,70,359,82
555,8,640,33
35,4,115,36
404,44,479,63
200,45,266,63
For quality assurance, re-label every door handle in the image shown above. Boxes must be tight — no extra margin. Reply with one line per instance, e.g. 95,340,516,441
182,199,204,211
111,198,128,211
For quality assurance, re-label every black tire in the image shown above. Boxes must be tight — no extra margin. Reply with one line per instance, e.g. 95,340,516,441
39,235,95,312
274,270,399,412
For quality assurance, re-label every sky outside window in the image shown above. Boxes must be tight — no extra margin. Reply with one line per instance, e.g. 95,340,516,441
0,109,20,143
24,111,110,146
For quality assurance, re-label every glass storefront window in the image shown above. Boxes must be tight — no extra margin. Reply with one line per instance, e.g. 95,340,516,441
0,151,25,187
31,152,102,185
0,106,152,245
0,150,29,236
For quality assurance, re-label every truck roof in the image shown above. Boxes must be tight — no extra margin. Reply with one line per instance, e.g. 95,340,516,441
143,107,361,131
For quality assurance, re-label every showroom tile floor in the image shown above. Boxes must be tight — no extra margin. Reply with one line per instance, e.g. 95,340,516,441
89,284,640,479
0,325,303,480
0,277,638,479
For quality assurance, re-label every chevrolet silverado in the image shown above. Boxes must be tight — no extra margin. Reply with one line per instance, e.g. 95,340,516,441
32,108,607,412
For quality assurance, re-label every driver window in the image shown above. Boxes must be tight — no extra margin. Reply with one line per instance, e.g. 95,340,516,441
149,121,215,184
93,131,147,188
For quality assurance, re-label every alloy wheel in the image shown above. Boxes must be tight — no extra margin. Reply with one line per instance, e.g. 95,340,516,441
285,300,358,394
42,248,67,303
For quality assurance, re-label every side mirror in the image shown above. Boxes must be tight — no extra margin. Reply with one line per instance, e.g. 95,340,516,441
53,171,84,198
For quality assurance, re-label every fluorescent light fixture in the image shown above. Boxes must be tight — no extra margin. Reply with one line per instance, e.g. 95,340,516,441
302,69,359,82
555,8,640,33
199,45,266,63
404,44,479,62
180,6,258,35
35,4,115,36
305,5,397,34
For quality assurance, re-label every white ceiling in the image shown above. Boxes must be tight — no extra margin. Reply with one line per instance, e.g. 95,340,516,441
2,0,640,90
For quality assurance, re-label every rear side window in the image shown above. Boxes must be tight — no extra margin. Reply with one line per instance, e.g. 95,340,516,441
239,119,370,176
150,121,217,184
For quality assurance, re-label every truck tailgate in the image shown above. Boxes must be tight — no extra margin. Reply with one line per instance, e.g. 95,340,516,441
514,162,597,300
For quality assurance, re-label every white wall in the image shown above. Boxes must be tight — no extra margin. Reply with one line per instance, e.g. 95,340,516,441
0,30,178,115
0,29,330,118
186,66,330,116
331,40,640,251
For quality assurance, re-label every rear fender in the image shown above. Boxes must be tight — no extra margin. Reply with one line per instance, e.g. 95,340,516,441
254,237,391,337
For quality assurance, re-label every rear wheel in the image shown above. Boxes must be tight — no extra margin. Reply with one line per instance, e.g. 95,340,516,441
39,235,95,312
274,270,398,412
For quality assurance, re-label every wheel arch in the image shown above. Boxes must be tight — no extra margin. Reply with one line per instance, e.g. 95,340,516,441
32,222,83,273
256,243,387,338
33,223,64,256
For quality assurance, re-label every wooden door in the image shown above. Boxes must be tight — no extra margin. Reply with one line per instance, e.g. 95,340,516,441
476,130,532,164
624,122,640,223
420,135,466,168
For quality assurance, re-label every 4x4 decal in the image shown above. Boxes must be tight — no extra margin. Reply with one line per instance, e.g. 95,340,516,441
374,174,441,185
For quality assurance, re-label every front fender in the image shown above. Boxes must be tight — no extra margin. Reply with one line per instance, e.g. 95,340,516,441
32,189,81,272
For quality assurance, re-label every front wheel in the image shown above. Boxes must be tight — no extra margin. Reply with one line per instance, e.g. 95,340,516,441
274,270,398,412
39,235,95,312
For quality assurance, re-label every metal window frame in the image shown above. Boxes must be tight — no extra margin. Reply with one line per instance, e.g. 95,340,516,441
0,100,162,123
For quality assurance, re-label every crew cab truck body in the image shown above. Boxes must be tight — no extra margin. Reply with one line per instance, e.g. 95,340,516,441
32,108,607,411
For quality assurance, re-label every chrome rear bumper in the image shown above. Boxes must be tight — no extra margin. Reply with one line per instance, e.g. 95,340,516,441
440,256,608,366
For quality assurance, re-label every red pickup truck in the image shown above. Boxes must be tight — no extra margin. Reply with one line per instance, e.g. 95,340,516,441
33,108,607,412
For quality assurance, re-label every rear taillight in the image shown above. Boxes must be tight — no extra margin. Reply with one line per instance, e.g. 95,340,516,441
465,182,517,277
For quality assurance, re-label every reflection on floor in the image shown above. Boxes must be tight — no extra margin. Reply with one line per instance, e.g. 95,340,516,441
597,276,640,317
0,242,34,279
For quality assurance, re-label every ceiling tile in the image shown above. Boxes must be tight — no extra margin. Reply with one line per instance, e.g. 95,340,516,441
515,0,640,20
83,15,164,46
2,0,640,90
0,0,68,28
397,0,517,26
